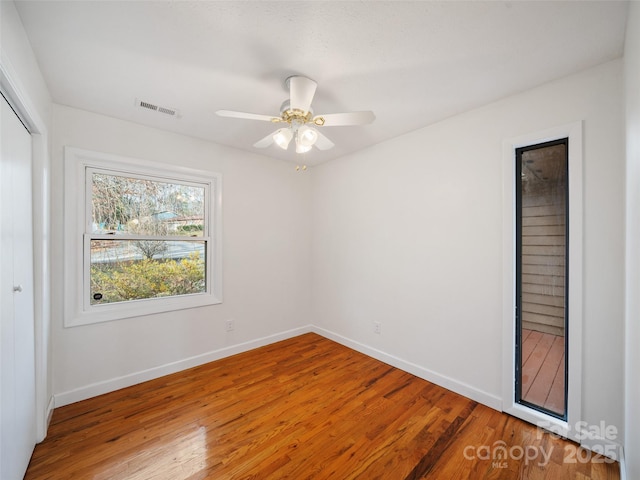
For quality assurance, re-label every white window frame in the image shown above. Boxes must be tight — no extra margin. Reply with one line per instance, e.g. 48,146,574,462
64,147,222,327
501,121,583,442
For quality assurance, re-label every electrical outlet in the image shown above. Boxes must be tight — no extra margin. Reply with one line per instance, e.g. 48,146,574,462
374,321,381,334
225,319,235,332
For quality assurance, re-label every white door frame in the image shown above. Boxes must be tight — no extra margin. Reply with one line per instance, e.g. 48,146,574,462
502,121,583,441
0,55,52,441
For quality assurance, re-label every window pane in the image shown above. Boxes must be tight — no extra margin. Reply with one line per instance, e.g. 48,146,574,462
91,172,205,236
90,240,206,305
516,140,568,419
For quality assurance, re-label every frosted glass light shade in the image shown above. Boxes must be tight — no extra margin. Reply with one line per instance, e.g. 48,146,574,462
295,142,312,153
297,125,318,147
273,128,293,149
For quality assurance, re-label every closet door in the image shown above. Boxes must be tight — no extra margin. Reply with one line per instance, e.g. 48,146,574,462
1,94,36,479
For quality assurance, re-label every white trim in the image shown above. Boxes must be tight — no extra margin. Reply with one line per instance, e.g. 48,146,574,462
54,325,313,407
0,54,51,442
501,121,583,442
312,326,503,411
619,446,627,480
54,323,503,411
0,55,40,134
45,396,55,429
578,432,624,464
63,147,223,327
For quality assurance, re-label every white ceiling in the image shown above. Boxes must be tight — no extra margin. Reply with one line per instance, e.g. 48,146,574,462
15,0,628,166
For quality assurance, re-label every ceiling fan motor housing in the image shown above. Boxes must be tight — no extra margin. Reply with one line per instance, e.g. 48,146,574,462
279,100,314,124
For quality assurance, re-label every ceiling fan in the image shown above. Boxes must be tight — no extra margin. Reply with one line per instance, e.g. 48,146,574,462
216,75,375,154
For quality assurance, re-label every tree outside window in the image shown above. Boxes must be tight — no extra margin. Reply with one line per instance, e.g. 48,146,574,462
89,171,207,305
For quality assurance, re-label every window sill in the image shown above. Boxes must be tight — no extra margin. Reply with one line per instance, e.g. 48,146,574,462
65,292,222,327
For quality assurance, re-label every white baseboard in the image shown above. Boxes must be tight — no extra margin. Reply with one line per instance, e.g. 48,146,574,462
46,396,55,426
37,396,56,442
54,325,313,407
310,326,503,411
55,324,500,413
580,433,624,464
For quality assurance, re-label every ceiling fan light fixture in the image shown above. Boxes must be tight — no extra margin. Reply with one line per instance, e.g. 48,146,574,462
297,125,318,148
273,128,293,150
217,75,375,156
295,140,313,154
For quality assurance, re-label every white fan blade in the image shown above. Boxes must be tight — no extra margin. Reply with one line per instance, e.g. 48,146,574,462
314,111,375,126
216,110,279,122
253,132,275,148
289,76,317,112
313,129,334,151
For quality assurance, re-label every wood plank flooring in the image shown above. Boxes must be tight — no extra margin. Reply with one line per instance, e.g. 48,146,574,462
521,329,565,415
25,333,619,479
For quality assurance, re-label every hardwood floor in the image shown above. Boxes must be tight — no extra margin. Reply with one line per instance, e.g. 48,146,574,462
26,333,619,479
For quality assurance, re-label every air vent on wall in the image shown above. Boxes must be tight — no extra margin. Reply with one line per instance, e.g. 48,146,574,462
136,99,180,118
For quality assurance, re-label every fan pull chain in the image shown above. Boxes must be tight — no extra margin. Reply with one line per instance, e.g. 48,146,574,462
295,165,307,172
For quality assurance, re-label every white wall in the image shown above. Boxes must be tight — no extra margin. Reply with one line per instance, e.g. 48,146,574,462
625,2,640,477
0,1,51,123
312,60,625,440
50,105,312,404
1,0,53,439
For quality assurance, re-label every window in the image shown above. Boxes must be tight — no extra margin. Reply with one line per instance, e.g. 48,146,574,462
64,147,222,326
502,121,583,442
515,138,568,420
